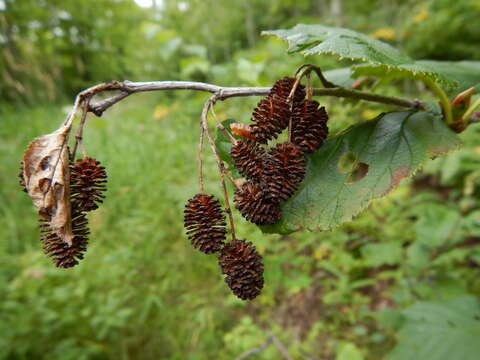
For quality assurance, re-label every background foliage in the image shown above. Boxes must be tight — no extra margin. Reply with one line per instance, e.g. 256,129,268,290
1,0,480,359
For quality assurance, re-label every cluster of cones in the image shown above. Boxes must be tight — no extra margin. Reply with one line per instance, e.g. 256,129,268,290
184,76,329,300
20,157,107,268
232,76,329,225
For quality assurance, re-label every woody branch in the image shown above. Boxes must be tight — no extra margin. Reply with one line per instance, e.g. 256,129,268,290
75,80,423,117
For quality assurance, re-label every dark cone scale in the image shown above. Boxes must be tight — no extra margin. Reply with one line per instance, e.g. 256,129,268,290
292,99,329,153
184,194,227,254
264,142,306,202
219,238,264,300
250,77,306,144
234,182,281,225
230,139,266,182
40,210,90,268
70,157,107,212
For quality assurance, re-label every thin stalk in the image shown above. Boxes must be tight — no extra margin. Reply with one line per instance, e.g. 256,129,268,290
306,72,313,101
424,78,453,125
72,97,91,160
463,97,480,123
197,124,205,193
201,97,236,240
301,64,336,88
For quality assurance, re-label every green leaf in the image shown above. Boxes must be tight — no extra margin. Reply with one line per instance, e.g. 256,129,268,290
215,119,236,164
361,243,403,266
323,67,357,88
418,61,480,93
388,296,480,360
263,24,411,65
262,111,460,234
337,342,364,360
263,24,461,87
352,60,480,90
352,62,454,86
413,204,461,247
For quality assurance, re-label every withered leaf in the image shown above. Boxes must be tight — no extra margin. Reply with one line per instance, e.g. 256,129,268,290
22,122,74,245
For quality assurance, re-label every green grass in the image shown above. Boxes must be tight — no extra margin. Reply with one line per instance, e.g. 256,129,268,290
0,94,293,359
2,92,480,360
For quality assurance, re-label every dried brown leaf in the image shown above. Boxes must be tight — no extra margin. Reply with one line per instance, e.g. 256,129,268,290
22,122,74,245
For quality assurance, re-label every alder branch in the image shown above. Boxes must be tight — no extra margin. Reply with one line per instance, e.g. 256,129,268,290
84,80,423,117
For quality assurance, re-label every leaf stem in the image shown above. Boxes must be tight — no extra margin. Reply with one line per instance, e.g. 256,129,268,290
463,97,480,123
424,78,453,125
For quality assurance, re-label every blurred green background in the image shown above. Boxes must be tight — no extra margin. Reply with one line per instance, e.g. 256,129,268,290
2,0,480,359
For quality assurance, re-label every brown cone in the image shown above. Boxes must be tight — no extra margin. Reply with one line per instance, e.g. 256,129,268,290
40,209,90,268
219,238,264,300
270,76,305,103
230,139,266,182
234,181,281,225
250,77,306,144
70,157,107,212
292,99,329,153
184,194,227,254
250,94,291,144
264,142,306,202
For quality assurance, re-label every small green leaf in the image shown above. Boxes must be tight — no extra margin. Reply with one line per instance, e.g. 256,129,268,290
337,342,364,360
361,242,403,266
413,204,461,247
215,119,236,164
262,111,460,234
323,67,357,88
388,296,480,360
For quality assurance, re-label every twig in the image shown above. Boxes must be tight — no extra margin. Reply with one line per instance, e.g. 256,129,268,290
84,80,422,117
71,97,91,160
268,331,294,360
235,334,273,360
201,96,236,240
197,124,205,193
295,64,336,88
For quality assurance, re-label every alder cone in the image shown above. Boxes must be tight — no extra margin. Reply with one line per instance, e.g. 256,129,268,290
184,194,227,254
70,157,107,212
270,76,306,103
40,210,89,268
264,142,306,202
250,94,291,144
250,77,306,144
230,139,266,182
219,238,264,300
234,182,281,225
292,100,329,153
